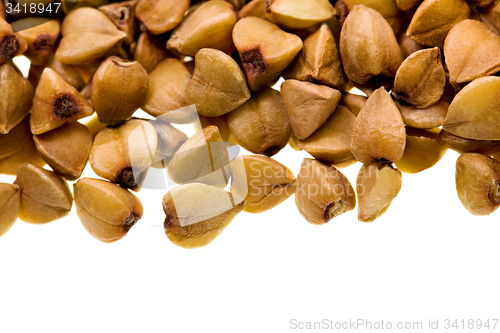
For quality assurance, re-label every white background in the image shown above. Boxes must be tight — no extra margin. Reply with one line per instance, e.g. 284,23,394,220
1,60,499,333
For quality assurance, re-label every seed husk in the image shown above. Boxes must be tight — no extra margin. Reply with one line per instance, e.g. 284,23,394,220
407,0,470,48
392,47,446,108
338,92,366,117
185,48,251,117
395,128,448,174
281,80,341,140
11,18,60,66
227,87,291,157
356,162,402,222
30,68,94,135
266,0,336,29
99,0,138,45
297,105,357,167
0,183,20,238
133,32,170,72
142,58,196,123
284,23,346,90
295,158,356,225
230,155,296,213
444,19,500,85
233,17,303,91
168,126,230,188
167,1,238,56
0,63,34,134
339,5,402,84
397,29,423,59
438,131,500,155
443,76,500,141
15,163,73,224
74,178,143,243
0,116,45,175
149,120,188,168
0,2,5,20
136,0,189,35
33,122,93,180
91,56,149,125
90,119,158,190
55,7,127,65
456,153,500,216
350,87,406,164
0,17,28,66
163,183,245,249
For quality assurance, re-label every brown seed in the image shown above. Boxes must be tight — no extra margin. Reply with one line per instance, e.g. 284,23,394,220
338,92,366,117
395,128,448,174
297,105,357,167
0,63,34,134
0,2,5,20
12,18,60,66
0,183,20,238
167,1,238,56
281,80,341,140
339,5,402,84
163,183,245,249
30,68,94,135
149,120,188,168
227,88,291,157
342,0,402,32
443,76,500,141
407,0,470,48
456,153,500,216
168,126,230,188
0,117,45,175
29,57,85,91
91,56,149,125
239,0,269,20
233,17,303,91
74,178,143,243
136,0,189,35
230,155,296,213
479,1,500,35
185,48,251,117
197,114,235,144
438,131,500,155
393,47,445,108
356,162,402,222
15,163,73,224
396,0,422,10
444,20,500,85
266,0,336,29
397,29,423,59
90,119,158,190
395,81,453,129
99,1,138,45
33,122,93,180
55,7,127,65
142,58,196,123
133,32,170,73
284,23,346,90
472,0,494,7
0,17,28,66
295,158,356,225
350,87,406,164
